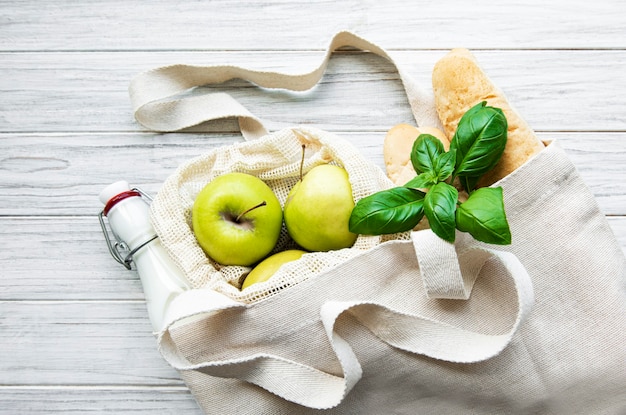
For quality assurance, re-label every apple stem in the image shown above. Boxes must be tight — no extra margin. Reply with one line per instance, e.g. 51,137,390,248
236,201,267,222
299,144,305,181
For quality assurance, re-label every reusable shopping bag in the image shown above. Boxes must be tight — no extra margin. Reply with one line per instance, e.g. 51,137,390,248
128,31,626,414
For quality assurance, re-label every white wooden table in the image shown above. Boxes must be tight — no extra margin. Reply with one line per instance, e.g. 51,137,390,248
1,1,624,413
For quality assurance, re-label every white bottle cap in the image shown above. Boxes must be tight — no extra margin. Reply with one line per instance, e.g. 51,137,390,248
99,180,131,205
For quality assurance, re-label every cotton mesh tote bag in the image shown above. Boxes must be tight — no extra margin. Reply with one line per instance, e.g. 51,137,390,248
128,31,626,414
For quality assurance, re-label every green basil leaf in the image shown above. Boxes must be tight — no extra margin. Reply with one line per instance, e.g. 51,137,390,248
404,172,437,189
423,182,458,243
450,101,508,191
411,134,445,175
460,175,480,193
456,187,511,245
434,149,456,182
349,187,426,235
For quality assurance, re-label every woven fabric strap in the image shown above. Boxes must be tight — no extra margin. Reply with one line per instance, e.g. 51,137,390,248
129,30,443,140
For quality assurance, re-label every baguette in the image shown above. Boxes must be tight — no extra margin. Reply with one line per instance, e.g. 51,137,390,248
432,48,544,186
383,123,449,186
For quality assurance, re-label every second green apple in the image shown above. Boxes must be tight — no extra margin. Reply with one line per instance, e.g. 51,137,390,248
284,164,357,251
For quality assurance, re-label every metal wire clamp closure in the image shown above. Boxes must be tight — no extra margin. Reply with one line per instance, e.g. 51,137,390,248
98,187,158,270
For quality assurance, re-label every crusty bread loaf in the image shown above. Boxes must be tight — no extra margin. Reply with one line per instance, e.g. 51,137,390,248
432,48,544,186
383,124,449,186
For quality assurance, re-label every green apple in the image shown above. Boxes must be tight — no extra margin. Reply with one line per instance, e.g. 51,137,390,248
192,172,283,266
241,249,306,289
284,164,358,251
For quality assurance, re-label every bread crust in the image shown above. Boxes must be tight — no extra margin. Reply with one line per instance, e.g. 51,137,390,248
432,48,544,186
383,124,449,186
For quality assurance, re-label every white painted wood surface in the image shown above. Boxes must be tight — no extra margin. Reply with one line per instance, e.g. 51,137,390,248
1,1,624,413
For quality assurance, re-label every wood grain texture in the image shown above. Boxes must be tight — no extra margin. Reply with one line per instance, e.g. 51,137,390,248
0,132,624,216
1,0,624,413
0,388,202,414
1,0,625,51
0,217,146,300
0,301,180,385
1,51,625,132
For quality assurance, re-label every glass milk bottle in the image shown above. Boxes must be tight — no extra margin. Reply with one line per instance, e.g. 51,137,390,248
98,181,189,332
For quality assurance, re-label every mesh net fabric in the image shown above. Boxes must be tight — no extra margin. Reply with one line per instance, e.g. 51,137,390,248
150,127,410,304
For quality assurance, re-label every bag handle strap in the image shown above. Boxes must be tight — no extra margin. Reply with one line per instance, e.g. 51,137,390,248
129,30,443,140
156,231,534,410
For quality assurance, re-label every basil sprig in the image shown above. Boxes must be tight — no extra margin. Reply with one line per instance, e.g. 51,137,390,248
349,101,512,245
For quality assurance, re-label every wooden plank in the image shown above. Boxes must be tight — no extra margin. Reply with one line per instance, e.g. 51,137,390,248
1,0,625,51
0,300,182,386
0,216,146,300
0,132,240,216
0,388,203,415
1,50,626,133
1,132,624,216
